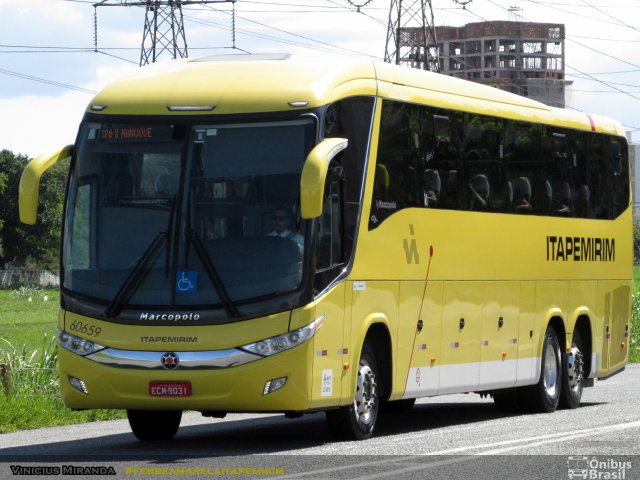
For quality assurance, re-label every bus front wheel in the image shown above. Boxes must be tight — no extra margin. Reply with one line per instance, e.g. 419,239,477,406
325,340,380,440
127,410,182,441
528,326,562,413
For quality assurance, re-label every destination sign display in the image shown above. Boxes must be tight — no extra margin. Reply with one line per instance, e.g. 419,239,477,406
99,127,154,141
88,124,177,143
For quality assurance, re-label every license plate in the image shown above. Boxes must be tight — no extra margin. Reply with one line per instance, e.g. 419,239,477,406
149,381,191,397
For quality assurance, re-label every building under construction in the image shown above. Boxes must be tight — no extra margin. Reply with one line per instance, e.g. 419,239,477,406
402,21,572,108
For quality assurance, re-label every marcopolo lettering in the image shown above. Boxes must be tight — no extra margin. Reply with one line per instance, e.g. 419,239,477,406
376,200,397,210
546,236,615,262
139,312,200,321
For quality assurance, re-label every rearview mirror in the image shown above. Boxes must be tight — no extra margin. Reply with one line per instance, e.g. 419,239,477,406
299,138,348,219
19,145,74,225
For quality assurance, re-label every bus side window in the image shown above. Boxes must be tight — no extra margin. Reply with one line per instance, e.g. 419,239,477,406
609,138,630,219
314,171,344,293
463,113,505,212
424,109,463,210
585,134,609,219
369,100,421,229
545,130,575,217
66,181,93,270
505,121,545,215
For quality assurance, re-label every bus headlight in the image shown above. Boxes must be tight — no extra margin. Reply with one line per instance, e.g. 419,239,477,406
241,315,325,357
57,327,105,356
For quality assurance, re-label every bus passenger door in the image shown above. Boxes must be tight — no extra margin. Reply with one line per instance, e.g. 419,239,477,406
479,282,520,390
438,282,482,394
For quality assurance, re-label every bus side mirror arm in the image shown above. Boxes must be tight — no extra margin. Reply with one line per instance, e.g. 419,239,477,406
19,145,74,225
300,138,348,219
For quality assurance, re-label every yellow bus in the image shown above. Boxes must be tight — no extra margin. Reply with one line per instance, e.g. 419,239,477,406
20,54,631,441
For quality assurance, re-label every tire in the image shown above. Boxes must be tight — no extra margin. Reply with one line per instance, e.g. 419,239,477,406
559,329,585,409
526,326,562,413
127,410,182,441
325,341,380,440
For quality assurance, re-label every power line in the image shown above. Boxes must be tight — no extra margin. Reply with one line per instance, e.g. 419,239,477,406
325,0,387,27
185,13,374,57
0,68,97,94
569,34,640,44
567,37,640,70
579,0,640,33
521,0,631,27
573,90,640,93
569,68,640,75
566,64,640,102
566,76,640,88
196,3,374,57
96,49,138,64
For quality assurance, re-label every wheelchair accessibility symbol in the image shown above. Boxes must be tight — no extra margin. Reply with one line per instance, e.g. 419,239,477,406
176,271,197,293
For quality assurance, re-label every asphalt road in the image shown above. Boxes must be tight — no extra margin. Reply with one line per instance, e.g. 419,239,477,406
1,364,639,479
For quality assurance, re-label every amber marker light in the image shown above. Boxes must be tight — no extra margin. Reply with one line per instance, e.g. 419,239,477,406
502,352,508,359
343,363,350,371
621,342,625,349
430,357,436,364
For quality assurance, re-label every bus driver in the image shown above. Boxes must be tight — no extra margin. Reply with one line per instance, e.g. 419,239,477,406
266,206,304,248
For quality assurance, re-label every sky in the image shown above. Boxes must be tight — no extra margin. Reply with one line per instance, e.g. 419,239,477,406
1,0,639,157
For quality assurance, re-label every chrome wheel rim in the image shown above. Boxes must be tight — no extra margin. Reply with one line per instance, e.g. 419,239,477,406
543,339,559,398
566,346,584,393
354,360,377,426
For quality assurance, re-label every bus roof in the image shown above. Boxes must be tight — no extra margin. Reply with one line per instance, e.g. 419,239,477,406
87,53,625,137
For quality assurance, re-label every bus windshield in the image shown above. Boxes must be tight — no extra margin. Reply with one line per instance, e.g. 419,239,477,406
63,118,315,313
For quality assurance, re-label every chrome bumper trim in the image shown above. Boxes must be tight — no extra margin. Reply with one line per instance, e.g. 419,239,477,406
85,347,262,370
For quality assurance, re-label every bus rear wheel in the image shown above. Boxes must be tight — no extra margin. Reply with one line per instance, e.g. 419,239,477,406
527,326,562,413
559,329,585,409
325,340,380,440
127,410,182,441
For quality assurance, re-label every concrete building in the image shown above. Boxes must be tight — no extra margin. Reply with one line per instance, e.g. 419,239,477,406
433,21,572,108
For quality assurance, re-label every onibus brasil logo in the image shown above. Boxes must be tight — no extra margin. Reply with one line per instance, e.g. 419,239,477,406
567,457,632,480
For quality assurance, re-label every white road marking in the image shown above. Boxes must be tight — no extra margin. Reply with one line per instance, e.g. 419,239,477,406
278,420,640,479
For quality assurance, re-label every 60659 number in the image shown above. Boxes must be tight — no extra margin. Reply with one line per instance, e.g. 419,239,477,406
69,321,102,337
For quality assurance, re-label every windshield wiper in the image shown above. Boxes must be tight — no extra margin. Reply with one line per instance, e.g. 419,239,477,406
105,195,177,318
104,232,167,318
187,229,240,318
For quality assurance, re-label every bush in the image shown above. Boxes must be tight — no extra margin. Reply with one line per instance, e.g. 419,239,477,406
0,334,58,396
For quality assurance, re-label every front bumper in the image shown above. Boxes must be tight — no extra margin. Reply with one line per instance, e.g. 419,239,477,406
59,341,314,412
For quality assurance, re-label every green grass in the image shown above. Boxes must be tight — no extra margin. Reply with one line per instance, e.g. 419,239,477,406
0,288,59,350
1,395,125,433
0,288,125,433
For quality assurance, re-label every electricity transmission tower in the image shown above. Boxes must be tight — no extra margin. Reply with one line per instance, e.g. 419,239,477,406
94,1,235,66
384,0,439,71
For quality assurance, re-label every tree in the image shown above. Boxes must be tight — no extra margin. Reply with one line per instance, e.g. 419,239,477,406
0,149,69,269
0,163,6,235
